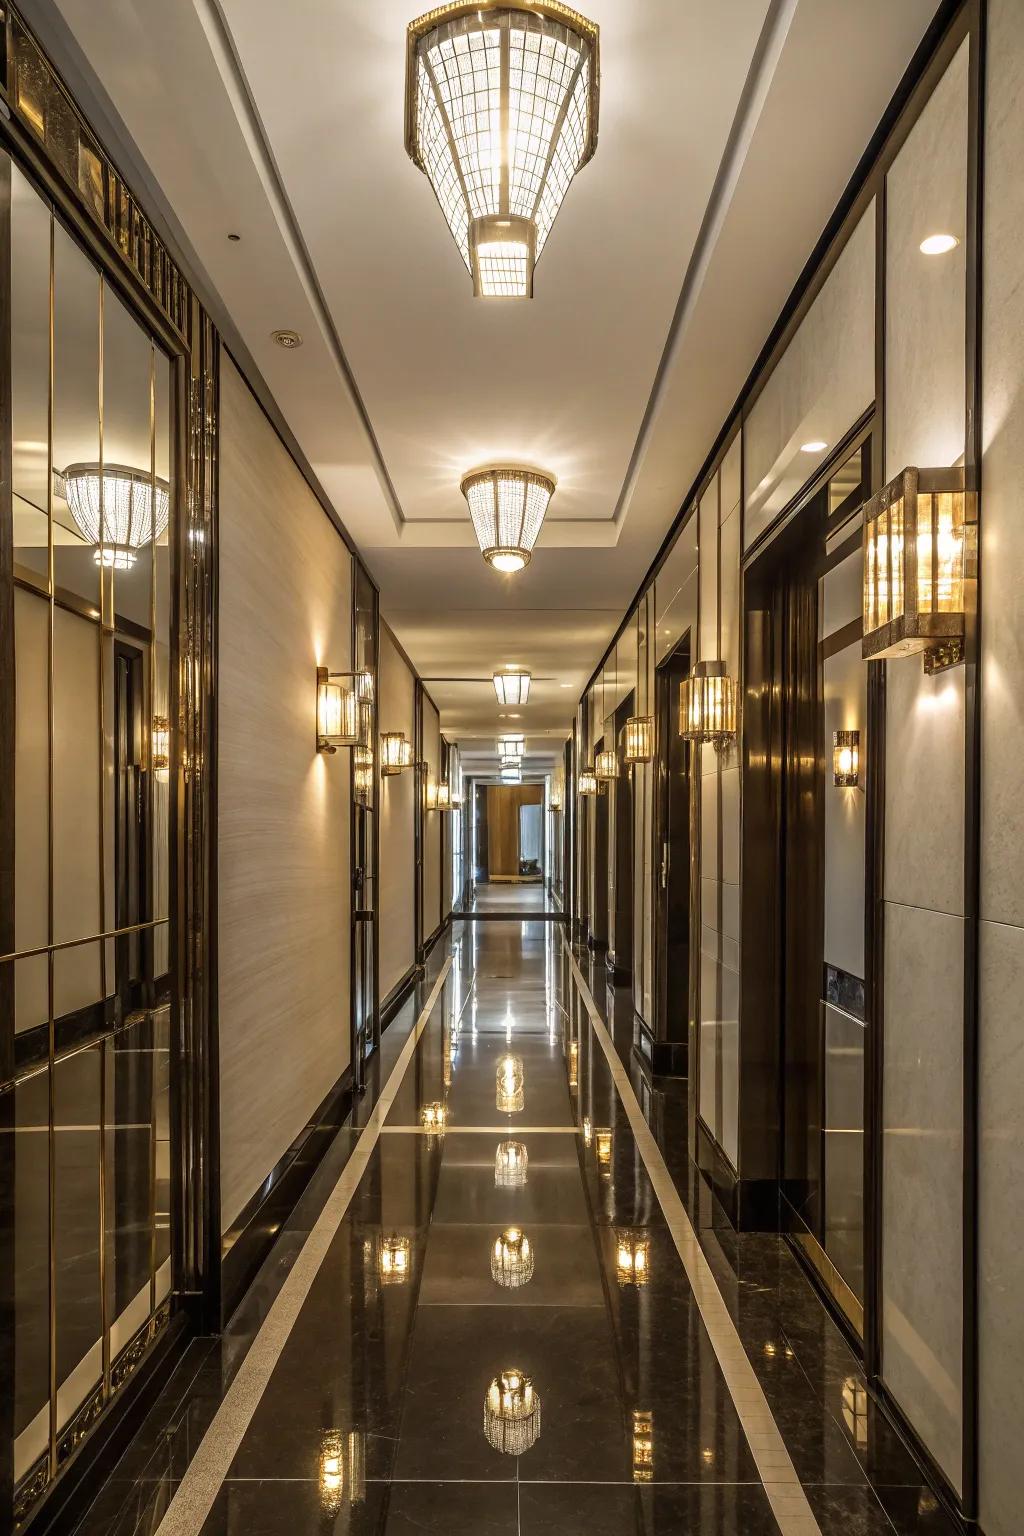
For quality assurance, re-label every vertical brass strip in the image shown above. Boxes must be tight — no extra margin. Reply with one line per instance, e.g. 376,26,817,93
97,272,111,1402
46,201,57,1481
149,342,159,1318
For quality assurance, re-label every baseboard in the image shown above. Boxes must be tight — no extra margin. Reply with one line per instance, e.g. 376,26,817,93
868,1379,971,1535
220,1066,354,1322
380,964,420,1030
419,914,449,965
696,1116,740,1225
632,1011,687,1076
21,1309,189,1536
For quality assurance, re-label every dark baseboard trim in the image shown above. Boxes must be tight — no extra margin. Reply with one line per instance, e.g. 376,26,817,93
220,1065,354,1323
22,1309,189,1536
632,1012,686,1077
868,1378,970,1535
696,1116,740,1225
419,915,449,966
380,964,420,1031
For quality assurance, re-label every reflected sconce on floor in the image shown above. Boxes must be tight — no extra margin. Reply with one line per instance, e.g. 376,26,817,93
151,715,170,779
378,1234,411,1285
420,1101,447,1136
495,1139,528,1187
679,660,737,747
862,466,972,672
496,1053,525,1114
832,730,860,787
582,1115,593,1149
595,747,619,781
319,1431,345,1513
381,731,415,775
632,1410,654,1483
577,766,600,797
614,1229,650,1287
622,715,653,765
595,1128,612,1171
568,1039,578,1089
483,1368,541,1456
491,1225,534,1289
842,1376,869,1449
493,669,531,705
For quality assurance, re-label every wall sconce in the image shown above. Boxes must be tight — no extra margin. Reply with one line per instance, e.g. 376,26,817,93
353,745,374,803
424,773,438,811
436,781,451,810
595,748,619,781
381,731,414,775
614,1229,650,1287
549,790,563,812
577,766,600,796
316,667,372,754
622,715,653,765
679,660,737,746
152,714,170,778
632,1410,654,1483
862,466,972,671
833,730,860,787
378,1234,411,1285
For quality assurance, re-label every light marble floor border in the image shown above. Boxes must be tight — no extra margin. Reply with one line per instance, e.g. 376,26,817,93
562,938,823,1536
380,1124,579,1134
154,957,453,1536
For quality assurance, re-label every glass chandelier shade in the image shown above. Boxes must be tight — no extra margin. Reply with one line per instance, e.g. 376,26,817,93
496,1053,525,1113
491,1225,534,1288
406,2,600,299
493,668,531,704
495,1138,528,1186
577,766,598,796
381,731,415,774
464,469,555,571
483,1368,541,1455
679,659,737,744
595,747,618,780
58,462,170,569
832,730,860,787
862,466,969,667
622,715,653,764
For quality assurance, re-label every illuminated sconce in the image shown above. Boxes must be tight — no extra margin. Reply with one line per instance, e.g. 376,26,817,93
319,1431,345,1513
842,1376,869,1449
420,1101,446,1137
595,1128,613,1170
495,1139,528,1187
436,781,451,810
615,1229,650,1287
317,667,371,754
353,745,374,803
632,1410,654,1483
491,1225,534,1289
622,715,654,765
595,747,619,781
424,773,438,811
381,731,414,775
568,1039,578,1089
679,660,737,746
832,730,860,787
862,466,971,672
151,714,170,778
483,1368,541,1456
549,790,563,812
582,1115,593,1149
496,1053,525,1114
378,1234,411,1285
577,766,600,796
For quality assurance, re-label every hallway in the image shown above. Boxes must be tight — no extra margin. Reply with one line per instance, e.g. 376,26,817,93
77,922,952,1536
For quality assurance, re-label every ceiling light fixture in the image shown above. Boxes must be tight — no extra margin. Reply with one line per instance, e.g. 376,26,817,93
493,668,531,705
919,233,959,255
405,2,600,299
58,463,169,569
801,439,828,453
271,328,302,348
462,468,555,572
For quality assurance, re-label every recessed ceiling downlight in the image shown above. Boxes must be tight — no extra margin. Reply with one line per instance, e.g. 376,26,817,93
462,468,555,573
271,329,303,349
919,233,959,256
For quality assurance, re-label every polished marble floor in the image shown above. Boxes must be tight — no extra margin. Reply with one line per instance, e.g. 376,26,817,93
460,881,550,913
73,920,956,1536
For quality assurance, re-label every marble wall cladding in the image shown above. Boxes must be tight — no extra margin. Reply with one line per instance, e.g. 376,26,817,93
882,900,964,1496
979,5,1024,1532
884,39,968,479
217,357,351,1232
379,622,417,1000
744,204,875,549
883,660,965,917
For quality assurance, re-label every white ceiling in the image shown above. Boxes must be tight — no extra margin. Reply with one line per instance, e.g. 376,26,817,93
36,0,938,765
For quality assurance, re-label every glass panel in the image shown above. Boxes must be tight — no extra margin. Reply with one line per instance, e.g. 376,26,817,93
655,516,698,667
8,1039,51,1486
105,1013,155,1359
153,351,171,978
11,164,50,587
52,1023,102,1438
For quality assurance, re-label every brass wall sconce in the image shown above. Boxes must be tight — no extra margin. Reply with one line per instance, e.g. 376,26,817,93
317,667,373,754
577,766,600,796
833,730,860,787
679,660,737,746
353,745,374,803
622,715,653,765
862,465,972,671
436,781,451,810
424,773,438,811
381,731,414,775
595,748,619,781
152,714,170,777
549,791,563,812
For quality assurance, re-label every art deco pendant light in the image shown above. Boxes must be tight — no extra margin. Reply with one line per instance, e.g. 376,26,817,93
462,468,555,572
405,2,600,299
493,668,531,705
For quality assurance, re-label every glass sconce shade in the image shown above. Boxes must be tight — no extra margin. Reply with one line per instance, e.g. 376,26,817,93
595,747,619,780
353,745,374,803
317,668,373,754
151,715,169,775
632,1410,654,1483
862,466,970,665
491,1225,534,1289
577,766,599,796
549,792,562,812
58,461,170,568
833,730,860,787
378,1234,411,1285
436,781,451,810
424,774,438,811
420,1101,447,1135
622,715,653,764
463,468,555,570
496,1053,525,1114
381,731,415,775
614,1229,650,1287
406,3,599,300
679,659,737,743
495,1139,529,1186
493,669,531,705
483,1368,541,1455
500,753,520,769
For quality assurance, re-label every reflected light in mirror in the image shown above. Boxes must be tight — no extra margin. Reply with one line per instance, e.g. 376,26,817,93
919,233,959,255
319,1432,344,1513
632,1410,654,1483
